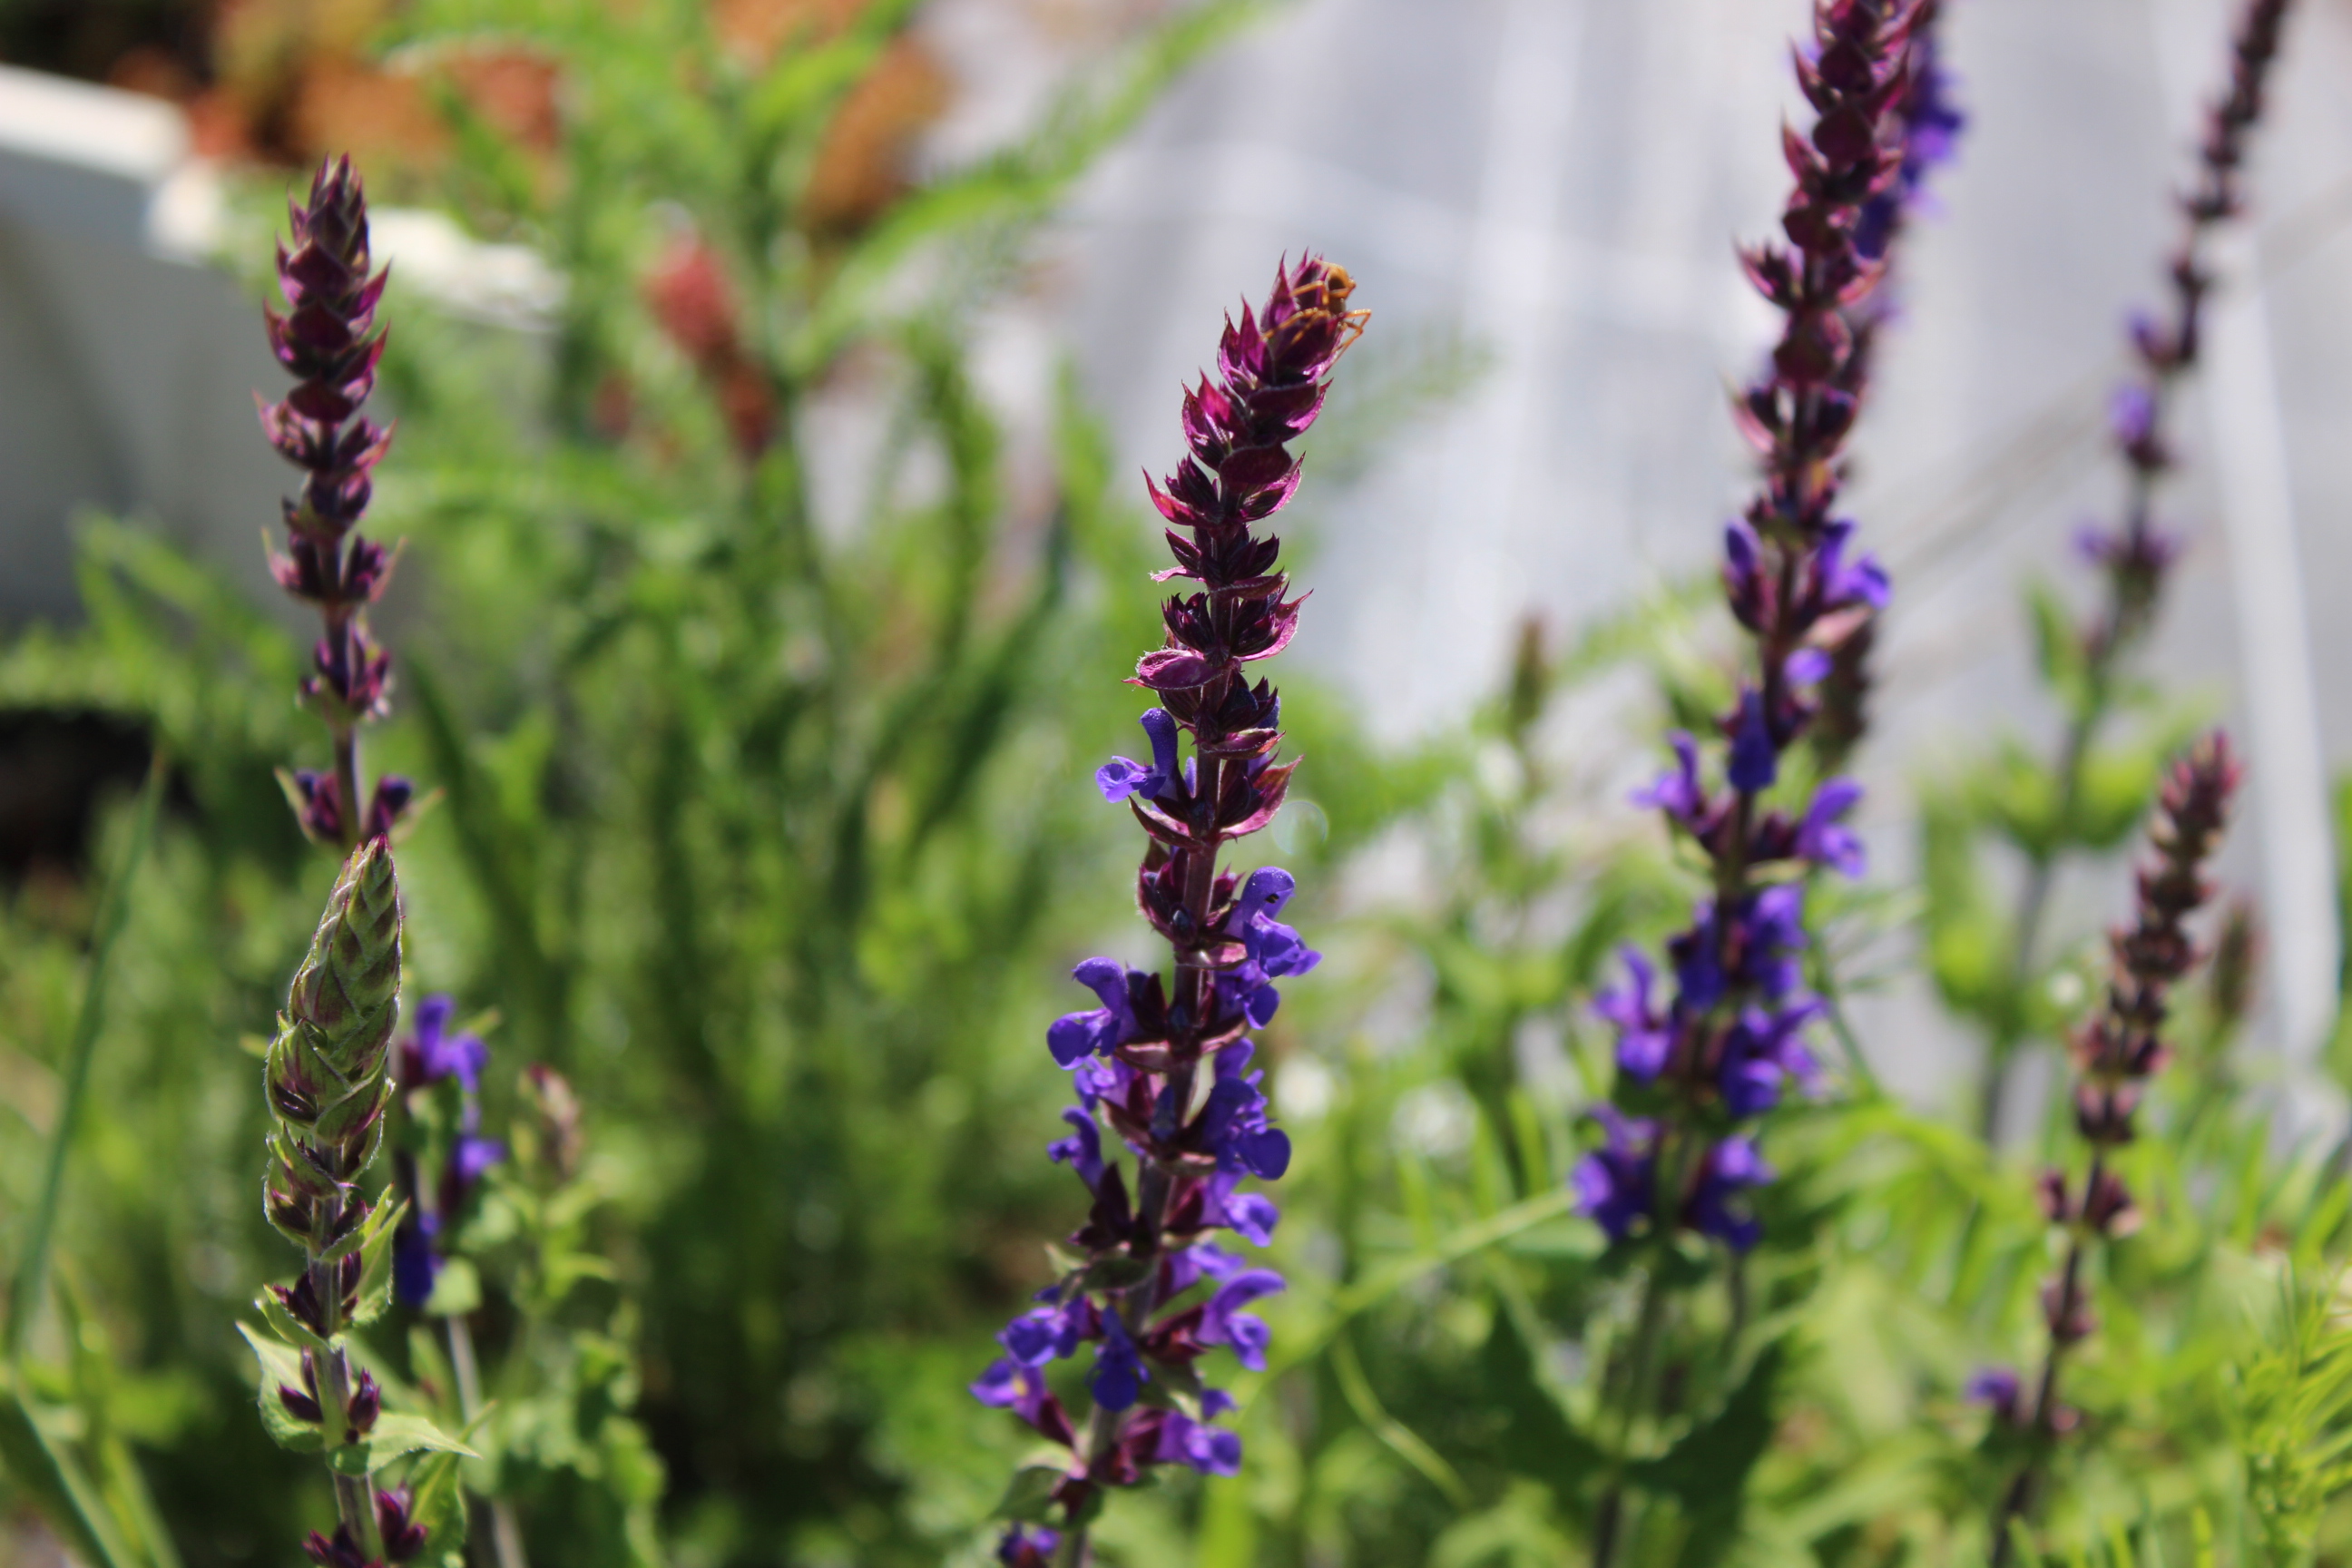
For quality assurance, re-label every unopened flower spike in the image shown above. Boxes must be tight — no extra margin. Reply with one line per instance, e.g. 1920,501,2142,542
262,155,413,851
251,839,437,1565
975,256,1363,1562
1989,734,2239,1560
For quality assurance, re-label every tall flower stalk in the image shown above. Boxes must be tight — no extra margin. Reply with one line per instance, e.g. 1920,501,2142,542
252,839,430,1568
972,258,1364,1567
263,156,412,852
1986,734,2240,1561
1979,0,2294,1140
1581,2,1946,1558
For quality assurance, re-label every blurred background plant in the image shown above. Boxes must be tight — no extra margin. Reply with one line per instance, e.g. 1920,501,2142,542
3,0,2352,1566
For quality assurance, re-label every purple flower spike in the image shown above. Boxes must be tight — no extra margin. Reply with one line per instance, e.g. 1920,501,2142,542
983,259,1357,1538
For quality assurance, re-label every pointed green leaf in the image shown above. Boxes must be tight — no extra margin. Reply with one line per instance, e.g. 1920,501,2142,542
322,1412,479,1477
236,1324,324,1455
254,1290,330,1357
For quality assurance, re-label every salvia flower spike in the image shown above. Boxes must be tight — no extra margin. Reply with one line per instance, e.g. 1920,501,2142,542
2079,0,2295,662
263,155,412,851
974,256,1363,1564
1987,734,2239,1562
1982,0,2296,1143
257,839,426,1563
1583,0,1948,1259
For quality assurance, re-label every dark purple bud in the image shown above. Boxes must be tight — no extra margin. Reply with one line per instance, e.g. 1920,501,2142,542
345,1370,381,1436
376,1487,429,1563
1727,690,1779,792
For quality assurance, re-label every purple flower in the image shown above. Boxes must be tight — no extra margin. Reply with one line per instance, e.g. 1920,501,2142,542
1217,867,1322,1025
1795,779,1866,877
451,1132,505,1189
1634,732,1710,833
1197,1269,1285,1372
1001,1296,1092,1367
1965,1366,2025,1425
1593,947,1675,1082
1683,887,1810,1005
1198,1045,1293,1180
1201,1171,1280,1247
1048,958,1141,1068
391,1214,440,1308
1090,1310,1149,1412
1096,709,1184,804
1047,1107,1105,1190
399,995,487,1092
1161,1242,1247,1298
1147,1408,1244,1476
1718,1001,1826,1119
971,1360,1075,1447
1816,519,1890,613
1072,1054,1134,1110
2109,385,2158,449
1854,49,1965,259
1727,690,1778,792
1685,1136,1772,1253
997,1524,1062,1567
1572,1108,1658,1242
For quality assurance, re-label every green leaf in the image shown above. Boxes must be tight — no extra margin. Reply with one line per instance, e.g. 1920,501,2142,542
348,1199,410,1328
254,1290,329,1357
990,1463,1068,1524
322,1412,480,1478
321,1194,405,1267
236,1324,324,1455
1628,1341,1785,1531
1484,1308,1605,1498
0,1383,143,1568
2024,576,2088,710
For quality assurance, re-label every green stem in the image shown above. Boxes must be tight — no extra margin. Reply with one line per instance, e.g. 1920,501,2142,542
447,1316,529,1568
1592,1254,1671,1568
6,757,165,1365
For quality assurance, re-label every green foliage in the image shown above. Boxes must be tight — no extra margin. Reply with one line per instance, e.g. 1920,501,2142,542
2230,1279,2352,1565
